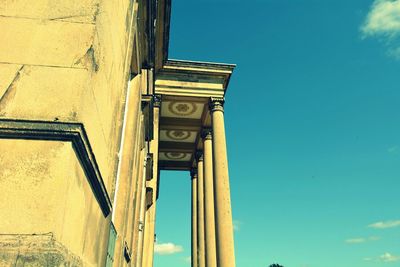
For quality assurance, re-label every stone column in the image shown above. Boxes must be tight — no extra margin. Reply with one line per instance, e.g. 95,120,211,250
202,129,217,267
210,98,236,267
196,153,206,267
191,168,198,267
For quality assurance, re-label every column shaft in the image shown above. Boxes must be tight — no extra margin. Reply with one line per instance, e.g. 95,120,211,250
197,157,206,267
203,131,217,267
191,169,198,267
210,99,236,267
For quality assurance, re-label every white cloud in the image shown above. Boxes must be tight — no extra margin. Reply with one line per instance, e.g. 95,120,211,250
387,145,398,153
345,238,366,244
233,220,242,231
380,252,400,262
362,0,400,37
362,0,400,57
345,236,380,244
154,242,183,255
363,253,400,262
368,220,400,229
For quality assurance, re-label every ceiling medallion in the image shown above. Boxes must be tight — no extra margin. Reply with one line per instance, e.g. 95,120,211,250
165,152,187,160
166,130,191,141
168,101,198,116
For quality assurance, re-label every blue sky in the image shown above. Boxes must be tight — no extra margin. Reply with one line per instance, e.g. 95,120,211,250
153,1,400,266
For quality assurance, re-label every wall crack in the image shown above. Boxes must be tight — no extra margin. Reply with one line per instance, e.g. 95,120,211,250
0,65,25,112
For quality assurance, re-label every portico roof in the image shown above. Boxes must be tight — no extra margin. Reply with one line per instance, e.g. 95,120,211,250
156,60,235,170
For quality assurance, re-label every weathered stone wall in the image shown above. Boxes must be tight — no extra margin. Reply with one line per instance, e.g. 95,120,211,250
0,0,142,265
0,0,137,191
0,139,111,266
0,234,83,267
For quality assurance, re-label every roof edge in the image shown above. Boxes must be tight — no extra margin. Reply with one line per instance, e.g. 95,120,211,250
165,59,236,72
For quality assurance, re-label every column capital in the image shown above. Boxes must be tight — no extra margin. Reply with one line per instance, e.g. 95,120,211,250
190,168,198,179
153,94,162,108
195,150,204,162
201,128,212,140
209,97,225,113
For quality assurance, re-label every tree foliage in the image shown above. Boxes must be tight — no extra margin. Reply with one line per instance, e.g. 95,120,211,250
269,264,284,267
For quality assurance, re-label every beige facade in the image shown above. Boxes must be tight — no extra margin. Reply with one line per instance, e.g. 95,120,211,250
0,0,236,266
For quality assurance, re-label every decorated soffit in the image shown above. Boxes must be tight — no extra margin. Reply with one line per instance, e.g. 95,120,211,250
158,97,203,170
159,152,192,162
161,101,204,119
160,130,197,143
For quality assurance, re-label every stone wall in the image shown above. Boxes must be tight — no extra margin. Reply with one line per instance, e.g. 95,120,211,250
0,0,143,265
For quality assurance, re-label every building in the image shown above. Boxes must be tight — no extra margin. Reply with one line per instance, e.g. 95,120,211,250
0,0,236,266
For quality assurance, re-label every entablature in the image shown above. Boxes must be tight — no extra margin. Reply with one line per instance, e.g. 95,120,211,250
155,60,235,98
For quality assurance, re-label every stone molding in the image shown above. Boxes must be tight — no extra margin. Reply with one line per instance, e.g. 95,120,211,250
0,119,112,217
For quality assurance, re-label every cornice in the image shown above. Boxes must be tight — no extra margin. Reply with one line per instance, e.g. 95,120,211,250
0,119,112,217
155,60,236,99
164,59,236,73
